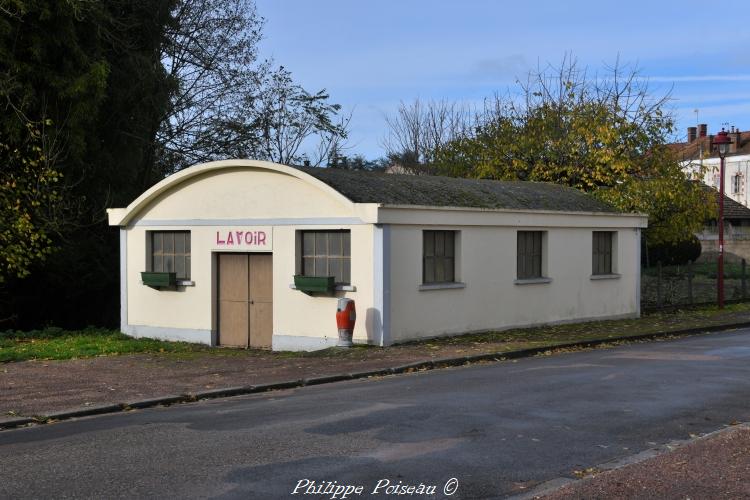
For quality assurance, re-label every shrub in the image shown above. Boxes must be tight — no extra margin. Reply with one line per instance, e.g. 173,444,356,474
647,236,702,266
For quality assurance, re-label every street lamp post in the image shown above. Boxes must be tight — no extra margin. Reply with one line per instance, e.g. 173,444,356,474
715,128,732,309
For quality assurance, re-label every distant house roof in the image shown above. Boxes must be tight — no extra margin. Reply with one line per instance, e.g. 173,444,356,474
297,167,619,213
700,183,750,220
719,193,750,220
670,130,750,161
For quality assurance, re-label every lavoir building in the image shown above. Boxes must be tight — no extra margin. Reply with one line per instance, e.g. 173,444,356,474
108,160,647,351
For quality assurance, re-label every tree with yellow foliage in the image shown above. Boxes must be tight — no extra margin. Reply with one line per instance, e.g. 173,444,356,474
0,121,60,282
430,57,714,246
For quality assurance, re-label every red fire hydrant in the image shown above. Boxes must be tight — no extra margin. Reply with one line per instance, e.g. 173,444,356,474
336,298,356,347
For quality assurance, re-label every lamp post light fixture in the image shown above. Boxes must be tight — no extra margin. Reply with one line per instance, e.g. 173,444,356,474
714,128,732,309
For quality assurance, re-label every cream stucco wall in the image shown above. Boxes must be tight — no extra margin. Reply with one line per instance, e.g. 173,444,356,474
126,226,212,333
387,222,641,343
271,224,375,346
125,224,375,346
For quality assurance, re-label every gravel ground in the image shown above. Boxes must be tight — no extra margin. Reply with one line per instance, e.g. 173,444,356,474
539,425,750,500
1,342,504,416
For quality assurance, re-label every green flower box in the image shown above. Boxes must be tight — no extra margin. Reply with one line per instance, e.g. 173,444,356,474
141,271,177,288
294,275,335,294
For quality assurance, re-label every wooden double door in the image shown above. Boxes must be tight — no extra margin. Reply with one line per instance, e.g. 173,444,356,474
217,253,273,348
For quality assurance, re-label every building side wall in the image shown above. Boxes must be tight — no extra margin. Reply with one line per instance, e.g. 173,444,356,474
388,224,640,342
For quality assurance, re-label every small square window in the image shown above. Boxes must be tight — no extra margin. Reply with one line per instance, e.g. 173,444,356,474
148,231,191,280
298,230,351,284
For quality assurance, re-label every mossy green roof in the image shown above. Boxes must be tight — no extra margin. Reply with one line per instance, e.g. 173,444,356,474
298,167,619,213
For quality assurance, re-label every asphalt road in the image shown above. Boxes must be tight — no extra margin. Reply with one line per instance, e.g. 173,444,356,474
3,330,750,499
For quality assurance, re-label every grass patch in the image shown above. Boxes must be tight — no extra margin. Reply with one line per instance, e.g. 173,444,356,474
0,327,209,363
0,326,378,363
402,302,750,350
3,302,750,363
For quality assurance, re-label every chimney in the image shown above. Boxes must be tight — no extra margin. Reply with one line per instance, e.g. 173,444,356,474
699,123,708,137
708,134,714,154
730,126,741,154
687,126,697,143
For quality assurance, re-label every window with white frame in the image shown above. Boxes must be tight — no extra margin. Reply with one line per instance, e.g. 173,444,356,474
733,173,742,194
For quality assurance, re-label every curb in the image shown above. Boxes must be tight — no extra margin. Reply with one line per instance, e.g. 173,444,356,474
2,321,749,431
126,395,186,409
348,368,393,378
38,403,125,423
0,416,34,429
302,374,353,386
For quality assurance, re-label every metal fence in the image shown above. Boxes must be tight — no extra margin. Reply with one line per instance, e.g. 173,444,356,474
641,255,750,310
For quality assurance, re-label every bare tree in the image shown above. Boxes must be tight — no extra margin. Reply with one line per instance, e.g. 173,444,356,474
315,111,352,168
245,67,350,166
149,0,349,182
382,98,473,173
152,0,265,178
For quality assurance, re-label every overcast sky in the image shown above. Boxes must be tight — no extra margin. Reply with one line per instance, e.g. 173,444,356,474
255,0,750,160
